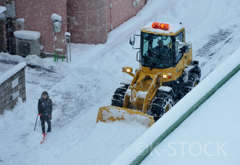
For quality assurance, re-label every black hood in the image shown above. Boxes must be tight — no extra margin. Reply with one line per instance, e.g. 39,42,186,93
41,91,49,99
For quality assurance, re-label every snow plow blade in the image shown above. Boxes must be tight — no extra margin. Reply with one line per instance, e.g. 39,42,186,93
96,106,155,127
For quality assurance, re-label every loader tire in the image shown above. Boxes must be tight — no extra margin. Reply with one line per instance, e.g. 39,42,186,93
111,85,129,107
183,73,199,95
151,92,174,121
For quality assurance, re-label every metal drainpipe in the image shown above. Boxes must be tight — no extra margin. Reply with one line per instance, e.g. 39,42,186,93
4,0,16,55
110,0,113,30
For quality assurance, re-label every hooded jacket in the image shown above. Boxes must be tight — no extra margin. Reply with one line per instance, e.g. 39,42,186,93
38,91,52,116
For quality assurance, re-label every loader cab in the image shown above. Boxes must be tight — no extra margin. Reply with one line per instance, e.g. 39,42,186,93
140,32,186,69
129,22,187,69
140,32,175,69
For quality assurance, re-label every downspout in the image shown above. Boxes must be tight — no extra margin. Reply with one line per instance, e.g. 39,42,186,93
110,0,113,30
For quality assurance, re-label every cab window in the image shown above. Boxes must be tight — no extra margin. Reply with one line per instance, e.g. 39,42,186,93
175,32,183,63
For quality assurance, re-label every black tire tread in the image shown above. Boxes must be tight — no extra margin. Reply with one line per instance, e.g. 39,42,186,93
183,73,199,94
111,85,129,107
150,92,173,121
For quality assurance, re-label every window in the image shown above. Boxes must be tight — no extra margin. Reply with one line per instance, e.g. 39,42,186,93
141,32,174,69
175,32,184,63
176,32,183,42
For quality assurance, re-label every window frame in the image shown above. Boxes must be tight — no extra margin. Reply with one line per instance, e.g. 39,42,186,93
174,31,184,65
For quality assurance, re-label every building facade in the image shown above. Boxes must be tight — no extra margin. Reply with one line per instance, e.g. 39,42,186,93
0,0,147,56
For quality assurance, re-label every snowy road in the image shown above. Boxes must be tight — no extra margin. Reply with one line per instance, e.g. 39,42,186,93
1,0,240,164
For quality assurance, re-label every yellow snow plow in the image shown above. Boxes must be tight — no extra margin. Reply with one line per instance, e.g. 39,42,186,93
96,106,155,127
96,22,201,127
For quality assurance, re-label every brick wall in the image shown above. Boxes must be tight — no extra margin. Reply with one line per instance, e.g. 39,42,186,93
67,0,147,44
14,0,67,55
0,63,26,114
0,0,67,55
67,0,108,44
107,0,147,31
0,0,147,53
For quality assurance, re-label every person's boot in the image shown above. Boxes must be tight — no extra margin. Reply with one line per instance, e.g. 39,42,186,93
41,120,45,133
42,127,45,134
47,127,51,133
47,123,51,133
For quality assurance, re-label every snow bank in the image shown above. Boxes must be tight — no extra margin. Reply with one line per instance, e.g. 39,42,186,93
0,62,26,85
111,48,240,164
14,30,41,40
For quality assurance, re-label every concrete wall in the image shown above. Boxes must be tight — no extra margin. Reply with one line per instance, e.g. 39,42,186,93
0,63,26,114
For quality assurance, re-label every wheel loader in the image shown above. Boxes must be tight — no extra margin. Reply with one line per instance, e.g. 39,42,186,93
96,22,201,127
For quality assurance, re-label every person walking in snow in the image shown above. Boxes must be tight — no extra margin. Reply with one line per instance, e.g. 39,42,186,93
38,91,52,134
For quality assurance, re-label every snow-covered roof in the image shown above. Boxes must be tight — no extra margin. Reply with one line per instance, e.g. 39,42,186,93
14,30,41,40
0,6,6,14
0,62,26,85
143,21,184,35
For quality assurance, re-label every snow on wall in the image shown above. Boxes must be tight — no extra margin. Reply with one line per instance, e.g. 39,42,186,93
65,32,70,37
51,13,62,22
14,30,41,40
0,62,26,114
111,48,240,164
0,62,26,85
16,18,25,23
0,6,6,14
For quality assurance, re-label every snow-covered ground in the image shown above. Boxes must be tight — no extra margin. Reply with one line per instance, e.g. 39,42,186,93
140,50,240,165
112,48,240,165
141,68,240,165
1,0,240,164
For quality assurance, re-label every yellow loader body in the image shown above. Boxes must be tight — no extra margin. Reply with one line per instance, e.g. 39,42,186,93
96,22,201,127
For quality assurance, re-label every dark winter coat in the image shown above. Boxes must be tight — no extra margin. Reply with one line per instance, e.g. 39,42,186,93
38,92,52,117
151,45,169,56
